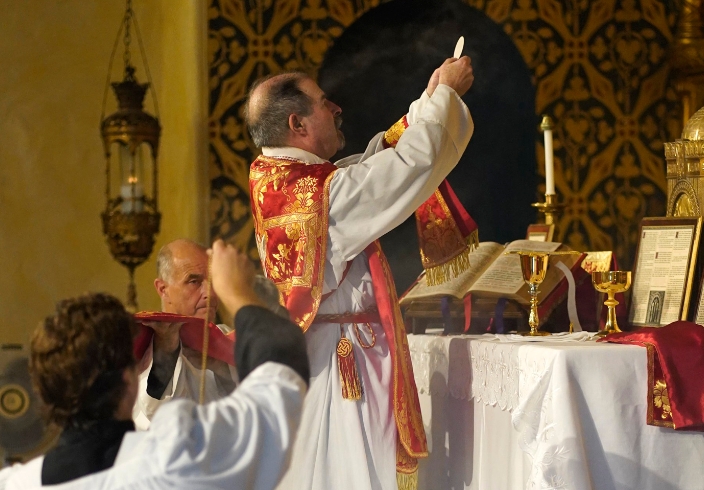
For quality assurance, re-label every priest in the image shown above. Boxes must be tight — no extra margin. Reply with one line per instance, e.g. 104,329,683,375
246,55,474,490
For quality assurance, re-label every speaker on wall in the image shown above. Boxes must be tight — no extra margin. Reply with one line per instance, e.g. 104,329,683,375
0,344,59,466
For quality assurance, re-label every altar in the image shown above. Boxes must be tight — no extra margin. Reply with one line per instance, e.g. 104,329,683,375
408,333,704,490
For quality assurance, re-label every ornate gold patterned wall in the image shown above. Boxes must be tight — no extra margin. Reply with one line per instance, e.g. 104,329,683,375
208,0,680,268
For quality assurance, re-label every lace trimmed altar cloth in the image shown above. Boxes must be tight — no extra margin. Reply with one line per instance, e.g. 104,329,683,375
408,334,704,490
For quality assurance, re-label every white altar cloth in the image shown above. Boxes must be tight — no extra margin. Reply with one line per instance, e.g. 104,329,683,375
408,334,704,490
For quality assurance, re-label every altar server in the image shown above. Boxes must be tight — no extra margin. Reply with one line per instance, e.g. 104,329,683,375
0,240,309,490
132,238,236,430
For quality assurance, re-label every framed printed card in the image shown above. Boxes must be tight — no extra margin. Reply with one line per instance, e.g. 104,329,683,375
526,223,554,242
629,217,702,327
692,263,704,325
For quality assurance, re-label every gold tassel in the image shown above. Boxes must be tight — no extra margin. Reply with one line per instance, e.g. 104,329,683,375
425,230,479,286
396,470,418,490
468,228,479,250
337,328,362,400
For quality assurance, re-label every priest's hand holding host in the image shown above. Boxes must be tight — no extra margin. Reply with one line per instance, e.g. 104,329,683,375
426,56,475,97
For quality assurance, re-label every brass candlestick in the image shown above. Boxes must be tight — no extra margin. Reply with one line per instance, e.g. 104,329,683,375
533,115,566,237
532,193,566,231
592,271,631,336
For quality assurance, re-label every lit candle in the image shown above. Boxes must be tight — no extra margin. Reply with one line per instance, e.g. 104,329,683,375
121,176,144,213
541,115,555,195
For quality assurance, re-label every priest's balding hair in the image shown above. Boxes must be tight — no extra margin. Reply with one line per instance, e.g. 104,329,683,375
244,71,313,148
156,238,206,283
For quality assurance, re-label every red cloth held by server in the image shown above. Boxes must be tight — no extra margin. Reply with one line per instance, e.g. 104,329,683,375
132,311,236,366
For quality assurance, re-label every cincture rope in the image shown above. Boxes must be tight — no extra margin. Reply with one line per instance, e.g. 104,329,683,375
198,254,213,405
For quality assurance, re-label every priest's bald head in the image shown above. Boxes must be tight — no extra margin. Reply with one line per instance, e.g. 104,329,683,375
154,238,218,322
245,72,345,160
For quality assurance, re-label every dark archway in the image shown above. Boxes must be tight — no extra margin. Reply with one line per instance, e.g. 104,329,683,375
319,0,537,294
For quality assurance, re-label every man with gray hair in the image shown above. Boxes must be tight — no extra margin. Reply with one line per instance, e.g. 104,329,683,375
247,56,474,490
132,238,239,429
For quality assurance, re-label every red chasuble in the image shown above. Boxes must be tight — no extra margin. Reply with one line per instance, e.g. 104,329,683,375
249,154,428,477
599,321,704,430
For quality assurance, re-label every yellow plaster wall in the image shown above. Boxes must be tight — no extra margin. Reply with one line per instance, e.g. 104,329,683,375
0,0,207,345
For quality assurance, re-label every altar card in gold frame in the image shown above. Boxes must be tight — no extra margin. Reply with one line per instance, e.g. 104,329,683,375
526,223,554,242
692,263,704,325
694,283,704,326
629,217,702,327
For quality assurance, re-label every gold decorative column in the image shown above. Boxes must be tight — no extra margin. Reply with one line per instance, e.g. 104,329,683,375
665,108,704,217
670,0,704,126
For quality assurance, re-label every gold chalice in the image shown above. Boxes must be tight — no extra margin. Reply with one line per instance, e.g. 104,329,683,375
518,252,550,336
506,250,582,336
591,271,631,336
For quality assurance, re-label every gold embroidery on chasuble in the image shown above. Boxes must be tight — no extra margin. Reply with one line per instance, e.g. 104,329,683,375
382,115,478,286
416,191,467,266
641,342,675,428
383,115,409,149
250,155,336,332
653,379,672,420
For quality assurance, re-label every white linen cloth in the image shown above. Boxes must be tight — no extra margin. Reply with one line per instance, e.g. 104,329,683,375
492,331,599,342
267,84,473,490
132,330,238,430
1,362,306,490
408,334,704,490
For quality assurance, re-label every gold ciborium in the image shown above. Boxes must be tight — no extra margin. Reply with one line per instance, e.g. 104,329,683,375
591,271,631,336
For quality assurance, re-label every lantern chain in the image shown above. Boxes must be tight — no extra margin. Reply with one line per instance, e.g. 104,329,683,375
123,0,133,79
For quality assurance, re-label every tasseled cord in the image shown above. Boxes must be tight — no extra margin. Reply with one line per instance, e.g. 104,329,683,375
397,470,418,490
336,326,362,400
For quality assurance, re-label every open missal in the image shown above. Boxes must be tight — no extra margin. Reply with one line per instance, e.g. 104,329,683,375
400,240,582,307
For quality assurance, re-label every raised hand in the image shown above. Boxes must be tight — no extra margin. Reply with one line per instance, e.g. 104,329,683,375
435,56,474,97
426,58,454,97
210,239,265,315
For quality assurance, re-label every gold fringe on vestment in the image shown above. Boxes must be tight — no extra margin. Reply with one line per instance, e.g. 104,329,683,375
424,229,479,286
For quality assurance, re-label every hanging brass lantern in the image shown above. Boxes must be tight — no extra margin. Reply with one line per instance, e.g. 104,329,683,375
100,0,160,311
